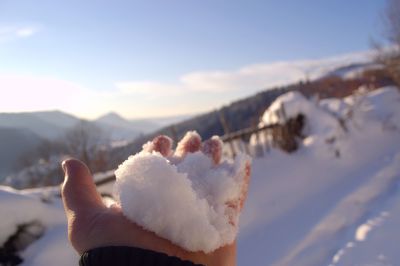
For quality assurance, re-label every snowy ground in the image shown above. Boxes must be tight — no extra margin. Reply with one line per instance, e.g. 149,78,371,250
0,86,399,266
239,86,400,265
0,186,78,265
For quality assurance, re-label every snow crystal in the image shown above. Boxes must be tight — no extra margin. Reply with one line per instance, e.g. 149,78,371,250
114,142,250,253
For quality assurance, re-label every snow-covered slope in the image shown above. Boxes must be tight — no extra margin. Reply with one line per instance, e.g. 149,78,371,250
0,86,399,266
330,181,400,265
0,113,66,140
270,50,377,82
239,86,400,265
0,127,43,180
0,186,77,265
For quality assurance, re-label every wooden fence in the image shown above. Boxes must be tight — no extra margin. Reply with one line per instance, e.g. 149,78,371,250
92,123,285,189
93,103,306,188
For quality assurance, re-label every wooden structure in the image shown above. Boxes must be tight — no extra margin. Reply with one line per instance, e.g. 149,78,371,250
93,107,305,188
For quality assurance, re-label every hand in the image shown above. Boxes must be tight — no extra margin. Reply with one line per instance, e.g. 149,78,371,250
61,134,250,266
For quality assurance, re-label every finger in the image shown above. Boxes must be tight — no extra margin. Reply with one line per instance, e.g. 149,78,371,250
226,161,251,226
153,135,173,157
61,159,105,217
175,131,202,157
149,135,173,157
201,136,223,165
238,161,251,210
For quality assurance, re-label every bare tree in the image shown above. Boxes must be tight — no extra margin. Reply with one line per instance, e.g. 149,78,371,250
376,0,400,86
10,121,110,188
64,120,110,172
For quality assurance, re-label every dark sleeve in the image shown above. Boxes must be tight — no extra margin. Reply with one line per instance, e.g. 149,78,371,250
79,246,204,266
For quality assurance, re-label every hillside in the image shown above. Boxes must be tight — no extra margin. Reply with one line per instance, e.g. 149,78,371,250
111,65,395,167
239,86,400,265
0,127,43,180
94,112,160,140
30,110,81,129
0,113,65,140
0,110,178,143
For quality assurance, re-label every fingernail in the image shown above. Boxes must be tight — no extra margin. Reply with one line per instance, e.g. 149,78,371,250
61,160,67,174
202,136,223,165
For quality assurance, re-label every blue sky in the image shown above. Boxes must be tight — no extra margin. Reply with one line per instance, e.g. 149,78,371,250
0,0,386,119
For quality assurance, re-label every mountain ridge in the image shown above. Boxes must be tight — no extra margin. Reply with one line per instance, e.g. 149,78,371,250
0,127,43,179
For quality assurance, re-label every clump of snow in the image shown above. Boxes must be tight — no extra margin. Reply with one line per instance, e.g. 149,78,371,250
255,90,346,157
256,86,400,158
262,90,341,137
355,224,372,242
354,211,389,243
114,140,250,253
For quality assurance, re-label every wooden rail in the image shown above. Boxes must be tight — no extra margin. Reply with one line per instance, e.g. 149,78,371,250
221,124,278,142
93,124,278,188
95,174,116,187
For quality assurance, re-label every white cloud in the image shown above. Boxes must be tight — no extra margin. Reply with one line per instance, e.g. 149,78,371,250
15,27,38,37
116,81,181,96
0,24,40,42
0,50,373,119
116,50,373,98
115,61,310,97
178,59,353,92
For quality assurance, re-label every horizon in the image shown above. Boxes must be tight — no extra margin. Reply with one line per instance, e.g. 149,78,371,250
0,108,197,121
0,0,386,119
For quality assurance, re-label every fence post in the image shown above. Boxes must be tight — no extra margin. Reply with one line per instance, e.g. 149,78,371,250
251,120,262,157
218,111,236,157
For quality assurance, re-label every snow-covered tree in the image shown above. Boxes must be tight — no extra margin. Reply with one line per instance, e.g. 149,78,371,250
376,0,400,86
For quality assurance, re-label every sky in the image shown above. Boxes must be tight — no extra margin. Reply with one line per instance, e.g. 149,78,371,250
0,0,387,119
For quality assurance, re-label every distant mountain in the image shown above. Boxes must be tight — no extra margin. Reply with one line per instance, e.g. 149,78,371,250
0,127,43,179
0,110,191,178
95,112,131,127
97,112,180,132
0,112,65,139
95,112,149,141
31,110,81,129
0,110,188,151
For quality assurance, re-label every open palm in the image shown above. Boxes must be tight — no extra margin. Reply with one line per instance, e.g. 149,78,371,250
61,133,250,266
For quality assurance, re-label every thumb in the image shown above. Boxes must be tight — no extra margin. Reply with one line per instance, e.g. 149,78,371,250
61,158,105,217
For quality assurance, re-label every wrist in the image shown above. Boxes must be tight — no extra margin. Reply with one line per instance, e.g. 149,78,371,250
80,246,204,266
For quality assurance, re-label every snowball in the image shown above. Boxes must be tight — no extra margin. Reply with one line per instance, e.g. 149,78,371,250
114,150,250,253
